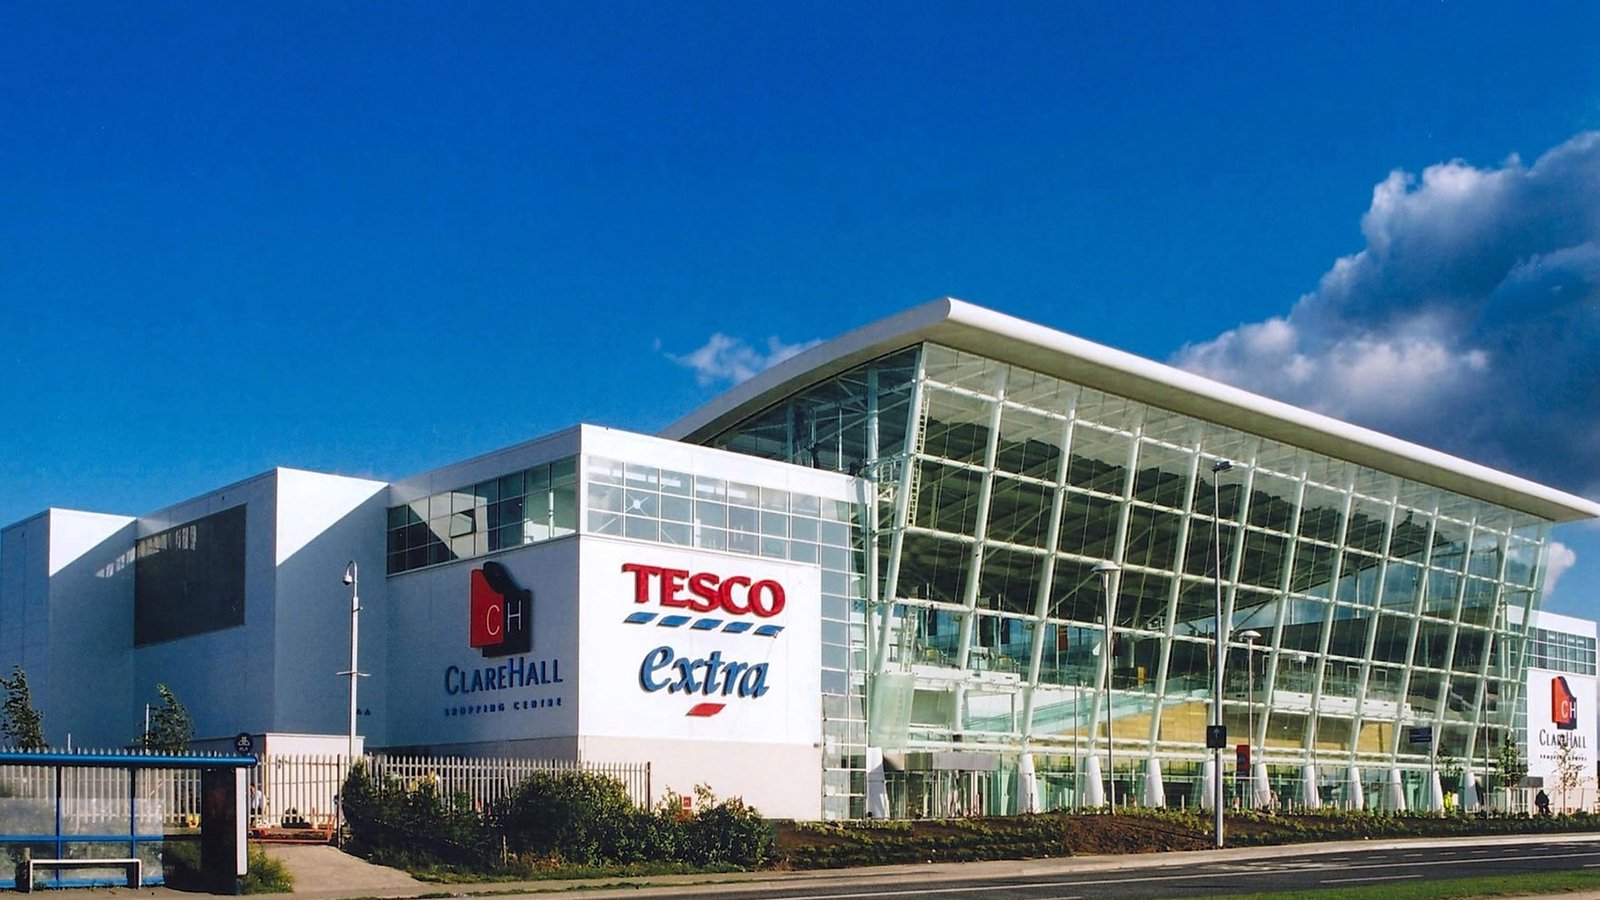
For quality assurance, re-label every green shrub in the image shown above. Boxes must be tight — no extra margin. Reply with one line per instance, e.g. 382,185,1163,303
240,847,292,894
342,761,498,871
495,770,639,866
161,841,293,893
674,786,775,868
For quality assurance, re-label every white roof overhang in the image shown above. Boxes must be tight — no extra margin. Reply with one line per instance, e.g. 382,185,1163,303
662,298,1600,524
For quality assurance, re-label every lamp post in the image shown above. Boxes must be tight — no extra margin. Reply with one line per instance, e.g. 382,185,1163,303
1210,459,1233,848
1094,560,1120,813
337,561,363,847
1239,629,1261,809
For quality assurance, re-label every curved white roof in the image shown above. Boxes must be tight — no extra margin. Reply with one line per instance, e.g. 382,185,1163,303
663,298,1600,524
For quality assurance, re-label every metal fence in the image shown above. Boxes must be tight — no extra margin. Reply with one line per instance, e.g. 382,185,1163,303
2,751,651,833
249,753,652,829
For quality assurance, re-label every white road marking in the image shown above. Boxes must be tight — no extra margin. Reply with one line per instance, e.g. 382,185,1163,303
1324,874,1423,885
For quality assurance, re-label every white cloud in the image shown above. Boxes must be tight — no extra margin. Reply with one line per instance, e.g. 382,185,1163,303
669,333,823,387
1545,541,1578,596
1174,131,1600,499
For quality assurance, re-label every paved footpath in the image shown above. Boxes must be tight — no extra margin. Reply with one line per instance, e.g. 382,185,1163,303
26,834,1600,900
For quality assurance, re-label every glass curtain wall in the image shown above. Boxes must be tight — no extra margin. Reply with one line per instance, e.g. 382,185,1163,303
707,342,1552,816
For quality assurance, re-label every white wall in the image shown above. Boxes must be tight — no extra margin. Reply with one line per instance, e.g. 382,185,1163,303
44,510,138,747
272,469,389,742
0,509,136,748
383,538,581,749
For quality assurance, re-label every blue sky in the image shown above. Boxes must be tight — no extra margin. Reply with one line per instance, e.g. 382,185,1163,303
3,3,1598,614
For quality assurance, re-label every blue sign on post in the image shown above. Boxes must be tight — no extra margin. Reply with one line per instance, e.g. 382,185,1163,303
1407,726,1433,745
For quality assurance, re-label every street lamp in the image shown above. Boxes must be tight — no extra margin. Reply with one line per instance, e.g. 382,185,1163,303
1238,629,1261,809
337,561,364,847
1210,459,1233,848
1094,560,1120,813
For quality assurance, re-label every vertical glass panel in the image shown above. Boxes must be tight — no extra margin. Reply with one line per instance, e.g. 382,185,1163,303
913,462,983,535
1279,602,1327,655
1245,470,1297,532
1056,492,1118,561
1324,614,1370,660
925,345,1001,394
897,533,971,604
921,388,994,464
1117,571,1173,632
1066,424,1130,496
1184,521,1238,577
659,469,692,496
694,475,726,501
1423,571,1459,618
987,476,1053,548
1124,506,1182,570
1412,620,1452,669
1238,530,1289,589
1432,518,1471,572
1074,387,1140,434
726,481,759,508
1452,627,1487,675
760,487,791,513
1298,486,1345,542
1467,534,1504,578
1005,365,1073,411
995,404,1063,479
1047,558,1101,624
551,459,577,536
1336,553,1380,606
1344,496,1390,554
1380,562,1422,611
1132,441,1193,509
978,547,1043,616
1370,612,1412,664
1291,541,1337,597
1459,578,1498,625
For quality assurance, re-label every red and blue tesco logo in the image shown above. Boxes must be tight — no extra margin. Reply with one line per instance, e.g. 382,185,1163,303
469,561,532,658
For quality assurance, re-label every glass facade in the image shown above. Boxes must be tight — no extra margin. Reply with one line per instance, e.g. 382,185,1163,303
1526,626,1597,676
706,342,1554,816
387,457,578,574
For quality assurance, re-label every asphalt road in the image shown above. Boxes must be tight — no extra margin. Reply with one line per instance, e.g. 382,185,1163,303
552,836,1600,900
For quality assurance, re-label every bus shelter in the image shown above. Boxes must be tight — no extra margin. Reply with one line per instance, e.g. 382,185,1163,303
0,750,255,892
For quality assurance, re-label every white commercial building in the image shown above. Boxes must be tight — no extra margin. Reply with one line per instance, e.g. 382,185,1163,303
4,299,1598,819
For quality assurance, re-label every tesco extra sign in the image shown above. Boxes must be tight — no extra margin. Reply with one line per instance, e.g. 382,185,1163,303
621,562,786,617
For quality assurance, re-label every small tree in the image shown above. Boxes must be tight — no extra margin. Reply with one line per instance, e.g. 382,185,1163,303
0,666,46,749
140,684,194,753
1491,734,1528,814
1553,737,1588,813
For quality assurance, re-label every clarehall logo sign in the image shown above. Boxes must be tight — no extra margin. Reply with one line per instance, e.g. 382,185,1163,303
470,561,532,657
445,561,563,699
621,562,785,717
1553,675,1579,731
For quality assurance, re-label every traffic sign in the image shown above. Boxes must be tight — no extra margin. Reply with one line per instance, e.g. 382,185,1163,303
1235,743,1250,775
1407,726,1433,745
1206,724,1228,749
